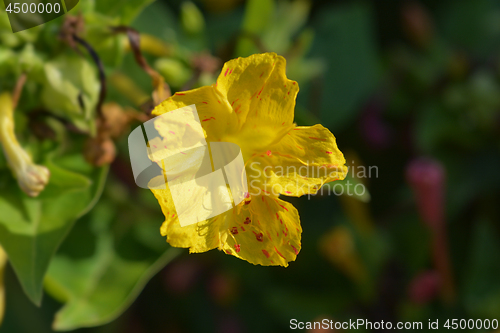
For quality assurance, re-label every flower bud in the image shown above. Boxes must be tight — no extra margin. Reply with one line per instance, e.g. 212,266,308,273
0,246,7,326
402,1,434,48
408,270,440,305
83,135,116,167
406,158,445,231
181,1,205,35
0,92,50,197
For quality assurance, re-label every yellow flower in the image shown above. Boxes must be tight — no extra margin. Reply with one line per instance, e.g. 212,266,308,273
150,53,346,266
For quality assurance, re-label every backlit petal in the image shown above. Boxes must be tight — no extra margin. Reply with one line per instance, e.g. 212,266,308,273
216,53,298,153
150,175,221,252
151,172,301,266
246,124,347,196
152,86,237,141
220,195,301,267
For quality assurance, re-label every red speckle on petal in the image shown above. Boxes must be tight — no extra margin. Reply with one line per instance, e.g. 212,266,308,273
326,151,333,154
234,105,241,113
176,93,186,95
285,191,291,194
260,72,264,78
224,68,229,76
258,85,265,96
266,150,272,156
217,100,221,104
230,227,238,235
262,249,270,258
279,204,289,212
231,98,239,106
280,219,283,224
254,232,263,242
169,131,175,135
275,247,286,259
202,101,208,104
234,244,241,253
291,245,299,255
276,213,279,219
309,137,327,142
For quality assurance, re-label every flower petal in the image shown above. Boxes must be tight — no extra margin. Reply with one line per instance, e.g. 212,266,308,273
216,53,299,152
150,175,220,252
246,124,347,196
151,171,301,267
152,86,237,141
220,195,302,267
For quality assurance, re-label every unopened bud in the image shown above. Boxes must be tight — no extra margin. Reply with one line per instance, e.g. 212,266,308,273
83,135,116,167
181,1,205,35
402,1,434,48
0,92,50,197
408,270,440,305
406,158,445,231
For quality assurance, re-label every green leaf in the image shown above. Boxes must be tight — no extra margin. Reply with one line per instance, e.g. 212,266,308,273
312,2,380,130
0,155,107,305
180,1,205,36
41,54,100,134
241,0,274,34
262,0,311,54
462,219,500,319
45,201,180,331
236,0,274,56
322,173,371,203
95,0,156,25
438,0,500,57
